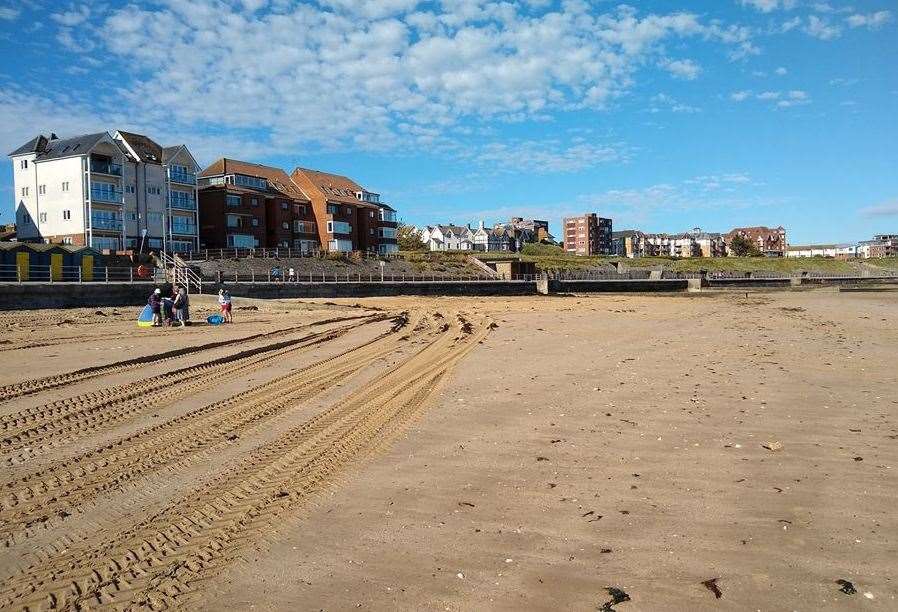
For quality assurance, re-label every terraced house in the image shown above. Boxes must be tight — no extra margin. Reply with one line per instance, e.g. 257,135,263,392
198,159,318,252
8,130,199,252
291,167,398,254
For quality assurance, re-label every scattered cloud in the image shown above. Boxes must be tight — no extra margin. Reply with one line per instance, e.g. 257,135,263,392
660,58,702,80
740,0,797,13
729,89,811,107
461,139,630,174
775,66,788,75
650,93,701,113
730,90,752,102
859,201,898,218
0,7,21,21
846,11,892,29
50,5,91,27
805,15,841,40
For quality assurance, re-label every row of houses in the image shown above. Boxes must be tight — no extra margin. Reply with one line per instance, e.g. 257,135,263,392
420,218,551,252
786,235,898,259
612,226,787,258
8,131,398,255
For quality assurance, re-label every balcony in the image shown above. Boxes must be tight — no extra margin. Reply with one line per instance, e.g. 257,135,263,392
91,216,123,231
90,160,123,176
168,169,197,185
294,221,317,234
170,223,197,235
169,193,197,210
380,210,397,223
327,220,351,235
91,186,124,204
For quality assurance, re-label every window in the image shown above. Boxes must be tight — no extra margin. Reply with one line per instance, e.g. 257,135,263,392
63,210,71,220
227,214,242,228
147,186,162,195
20,159,28,169
345,207,351,215
39,212,47,223
379,227,397,239
63,237,73,245
226,194,241,207
21,187,29,197
148,238,162,248
147,212,163,224
281,221,288,230
61,182,70,192
251,217,259,227
227,234,255,248
251,198,258,207
369,210,374,218
380,209,397,222
369,228,375,235
327,204,339,215
21,211,31,223
328,239,353,252
38,185,46,195
125,185,136,194
295,204,306,215
128,212,138,221
327,220,351,234
281,202,288,210
233,174,267,190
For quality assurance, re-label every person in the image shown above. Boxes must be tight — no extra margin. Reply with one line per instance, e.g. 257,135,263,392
218,288,233,323
271,265,281,282
173,284,189,327
162,293,175,326
149,288,162,327
288,267,295,282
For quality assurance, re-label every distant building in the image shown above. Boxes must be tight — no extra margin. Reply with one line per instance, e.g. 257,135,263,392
199,159,317,252
786,244,858,258
291,167,397,254
725,226,787,257
0,224,15,241
858,234,898,259
9,131,200,252
563,213,612,256
421,224,474,251
507,217,552,243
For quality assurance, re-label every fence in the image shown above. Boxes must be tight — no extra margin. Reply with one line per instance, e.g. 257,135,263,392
206,271,530,284
179,248,402,262
0,264,159,283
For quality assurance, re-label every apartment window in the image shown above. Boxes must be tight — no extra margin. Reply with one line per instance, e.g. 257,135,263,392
327,220,351,234
125,185,136,194
148,238,162,248
38,185,46,195
21,187,29,197
281,202,288,210
147,212,163,224
370,228,375,235
295,204,306,215
226,195,241,207
63,237,73,245
345,207,351,215
251,198,258,207
327,204,339,215
20,159,28,169
147,186,161,195
63,210,71,220
282,221,289,230
369,210,374,218
61,182,70,192
39,212,47,223
129,212,138,221
251,217,259,227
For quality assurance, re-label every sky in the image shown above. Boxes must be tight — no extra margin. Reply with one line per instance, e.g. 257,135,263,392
0,0,896,244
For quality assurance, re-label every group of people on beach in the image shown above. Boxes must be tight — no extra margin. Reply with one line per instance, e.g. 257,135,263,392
148,285,190,327
145,286,233,327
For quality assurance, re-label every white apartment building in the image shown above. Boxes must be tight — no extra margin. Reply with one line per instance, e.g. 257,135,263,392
8,131,199,252
786,244,858,258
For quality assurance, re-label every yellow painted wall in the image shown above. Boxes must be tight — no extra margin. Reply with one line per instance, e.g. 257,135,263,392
16,252,29,281
82,255,94,281
51,254,63,281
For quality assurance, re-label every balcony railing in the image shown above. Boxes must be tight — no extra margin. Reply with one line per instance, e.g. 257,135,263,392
170,224,197,235
91,217,123,231
90,160,123,176
169,169,197,185
90,187,124,203
169,194,197,210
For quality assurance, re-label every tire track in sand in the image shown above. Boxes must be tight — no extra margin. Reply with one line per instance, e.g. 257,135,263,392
0,314,375,403
0,311,491,611
0,315,394,460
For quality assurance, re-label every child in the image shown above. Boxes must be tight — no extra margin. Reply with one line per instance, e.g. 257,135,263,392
149,288,162,327
218,288,233,323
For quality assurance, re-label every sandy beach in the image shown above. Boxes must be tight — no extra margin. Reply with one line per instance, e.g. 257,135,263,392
0,289,895,610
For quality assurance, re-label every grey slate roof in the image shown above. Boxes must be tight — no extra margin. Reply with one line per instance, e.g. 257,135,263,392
8,135,48,157
35,132,109,161
162,145,184,163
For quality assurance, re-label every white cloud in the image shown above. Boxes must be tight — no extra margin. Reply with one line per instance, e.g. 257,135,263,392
777,90,811,107
730,90,752,102
462,139,630,173
756,91,781,100
859,200,898,218
805,15,842,39
650,93,701,113
740,0,797,12
0,7,21,21
775,66,788,75
779,16,802,33
846,11,892,29
660,58,702,80
50,5,91,27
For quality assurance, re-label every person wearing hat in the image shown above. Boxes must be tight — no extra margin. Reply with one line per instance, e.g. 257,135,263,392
149,288,163,327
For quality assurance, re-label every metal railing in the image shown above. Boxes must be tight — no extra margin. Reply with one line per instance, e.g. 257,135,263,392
91,217,124,230
0,264,159,283
159,251,204,293
169,196,197,210
170,224,198,235
90,187,124,204
168,170,197,185
210,271,521,284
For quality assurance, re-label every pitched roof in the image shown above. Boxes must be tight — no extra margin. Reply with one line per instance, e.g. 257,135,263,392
292,167,377,207
30,132,110,161
8,135,48,157
201,158,310,202
116,131,164,163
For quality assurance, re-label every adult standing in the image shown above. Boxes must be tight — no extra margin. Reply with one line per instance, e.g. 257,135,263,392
218,288,233,323
173,285,190,327
148,288,162,327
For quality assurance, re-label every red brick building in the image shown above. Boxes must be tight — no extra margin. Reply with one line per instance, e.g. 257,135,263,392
291,167,398,254
725,226,787,257
197,159,318,252
563,213,613,256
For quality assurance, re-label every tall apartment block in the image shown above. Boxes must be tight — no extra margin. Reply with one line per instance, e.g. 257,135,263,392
563,213,612,256
197,159,319,252
291,167,398,254
8,131,199,252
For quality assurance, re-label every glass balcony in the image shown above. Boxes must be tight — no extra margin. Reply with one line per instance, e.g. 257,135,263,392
380,210,397,223
90,160,123,176
169,169,197,185
170,222,197,235
91,216,123,231
91,186,124,203
169,193,197,210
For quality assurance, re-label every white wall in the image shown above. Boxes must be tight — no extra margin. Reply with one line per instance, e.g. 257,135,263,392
34,156,87,239
11,153,38,238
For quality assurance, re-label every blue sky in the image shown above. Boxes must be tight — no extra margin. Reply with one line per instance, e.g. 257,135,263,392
1,0,896,244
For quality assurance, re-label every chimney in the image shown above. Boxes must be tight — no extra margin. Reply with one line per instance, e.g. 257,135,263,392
50,133,58,140
479,220,485,230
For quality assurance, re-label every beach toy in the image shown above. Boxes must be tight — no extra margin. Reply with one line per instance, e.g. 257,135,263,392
137,304,154,327
207,314,225,325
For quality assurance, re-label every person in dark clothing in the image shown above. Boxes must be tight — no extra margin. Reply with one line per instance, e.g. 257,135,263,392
149,288,162,327
173,285,189,327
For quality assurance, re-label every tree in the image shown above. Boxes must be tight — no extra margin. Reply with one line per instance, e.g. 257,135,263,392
397,223,427,251
728,234,762,257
